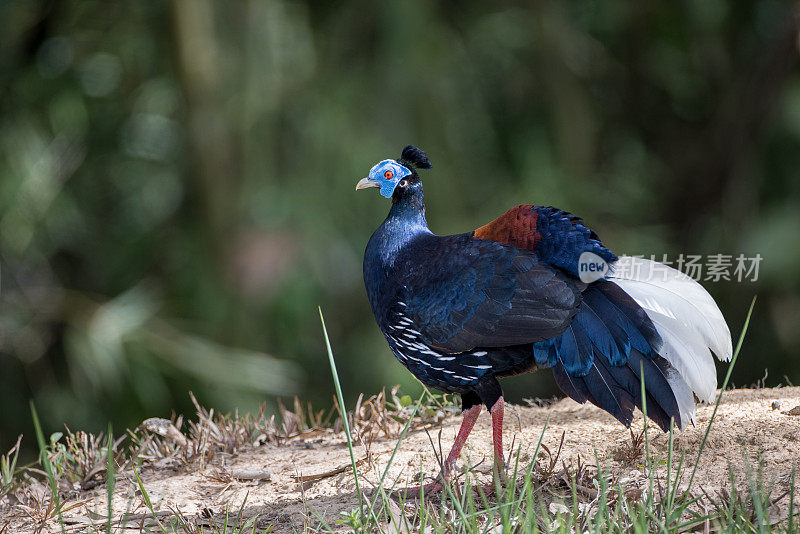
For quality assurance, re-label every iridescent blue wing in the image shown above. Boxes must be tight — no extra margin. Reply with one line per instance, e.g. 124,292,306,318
394,234,582,353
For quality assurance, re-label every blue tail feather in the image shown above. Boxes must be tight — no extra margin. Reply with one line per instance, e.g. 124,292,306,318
626,349,680,428
534,281,679,430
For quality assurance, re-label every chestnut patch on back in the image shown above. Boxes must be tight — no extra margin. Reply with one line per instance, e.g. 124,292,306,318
472,205,542,252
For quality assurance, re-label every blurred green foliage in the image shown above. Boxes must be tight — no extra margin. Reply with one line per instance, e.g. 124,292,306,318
1,1,799,450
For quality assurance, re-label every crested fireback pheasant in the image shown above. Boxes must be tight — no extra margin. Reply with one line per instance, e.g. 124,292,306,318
357,145,732,493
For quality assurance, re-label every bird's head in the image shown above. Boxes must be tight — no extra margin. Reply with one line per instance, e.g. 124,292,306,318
356,145,432,200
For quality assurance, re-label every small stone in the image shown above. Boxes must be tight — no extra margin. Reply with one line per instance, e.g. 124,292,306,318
549,502,570,515
772,401,781,411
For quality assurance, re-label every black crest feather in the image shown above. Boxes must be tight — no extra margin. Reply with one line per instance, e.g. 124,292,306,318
401,145,432,169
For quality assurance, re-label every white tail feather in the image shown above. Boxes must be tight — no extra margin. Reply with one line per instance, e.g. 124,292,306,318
663,368,697,427
608,257,733,425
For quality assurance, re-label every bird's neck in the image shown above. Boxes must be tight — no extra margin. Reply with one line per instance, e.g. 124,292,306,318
389,185,428,226
374,186,431,266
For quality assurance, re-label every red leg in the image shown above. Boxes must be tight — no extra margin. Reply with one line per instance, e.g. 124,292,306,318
444,403,481,470
396,404,481,497
490,397,505,473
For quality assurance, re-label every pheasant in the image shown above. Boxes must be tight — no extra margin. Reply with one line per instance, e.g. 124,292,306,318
357,145,732,494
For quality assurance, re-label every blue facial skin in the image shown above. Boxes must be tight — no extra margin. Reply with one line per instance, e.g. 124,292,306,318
368,160,412,198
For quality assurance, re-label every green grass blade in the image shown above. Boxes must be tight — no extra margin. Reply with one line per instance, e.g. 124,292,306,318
319,308,365,529
639,360,652,503
665,418,674,519
367,391,426,512
132,463,169,534
685,296,756,495
0,435,21,497
518,413,550,503
235,492,249,532
106,423,115,534
30,400,65,532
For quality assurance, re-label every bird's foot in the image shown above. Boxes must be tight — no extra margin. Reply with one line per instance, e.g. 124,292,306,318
393,463,457,499
395,464,512,500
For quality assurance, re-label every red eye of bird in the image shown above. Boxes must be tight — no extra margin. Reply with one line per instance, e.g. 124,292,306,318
384,170,394,180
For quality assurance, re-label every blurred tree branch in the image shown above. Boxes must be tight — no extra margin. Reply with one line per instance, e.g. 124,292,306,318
171,0,238,262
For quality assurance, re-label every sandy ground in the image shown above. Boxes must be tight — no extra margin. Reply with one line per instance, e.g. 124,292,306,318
4,386,800,532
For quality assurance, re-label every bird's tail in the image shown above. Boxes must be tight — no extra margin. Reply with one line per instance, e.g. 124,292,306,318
608,256,732,424
532,256,732,431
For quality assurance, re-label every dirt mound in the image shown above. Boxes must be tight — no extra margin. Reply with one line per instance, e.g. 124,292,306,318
4,387,800,532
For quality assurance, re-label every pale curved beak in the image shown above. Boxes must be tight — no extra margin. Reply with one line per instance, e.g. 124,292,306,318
356,177,379,191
